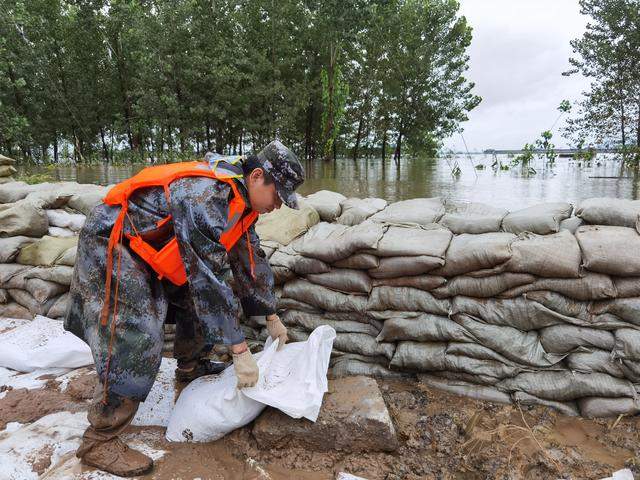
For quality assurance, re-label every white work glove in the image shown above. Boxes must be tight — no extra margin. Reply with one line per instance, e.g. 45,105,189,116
232,349,259,389
266,314,288,351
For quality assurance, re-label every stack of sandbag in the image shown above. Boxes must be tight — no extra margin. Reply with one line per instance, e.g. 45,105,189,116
0,155,17,183
266,194,640,418
0,180,110,319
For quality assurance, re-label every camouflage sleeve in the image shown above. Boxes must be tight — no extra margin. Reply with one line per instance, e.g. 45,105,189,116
168,177,245,346
227,222,277,316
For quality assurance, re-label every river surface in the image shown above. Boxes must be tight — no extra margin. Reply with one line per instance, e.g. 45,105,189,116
16,154,640,210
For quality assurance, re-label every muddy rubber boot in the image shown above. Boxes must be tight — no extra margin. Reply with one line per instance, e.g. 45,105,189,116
79,437,153,477
175,358,228,383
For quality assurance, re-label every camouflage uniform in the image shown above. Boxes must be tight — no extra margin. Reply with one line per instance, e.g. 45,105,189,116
64,141,304,450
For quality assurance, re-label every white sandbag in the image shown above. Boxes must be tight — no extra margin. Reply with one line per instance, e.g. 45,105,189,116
332,253,379,270
371,225,452,258
432,232,516,277
166,326,336,442
304,190,346,222
45,209,86,232
506,230,582,278
0,236,37,263
431,273,535,299
0,199,49,237
282,279,367,312
613,328,640,360
576,197,640,229
370,197,444,225
372,275,446,291
578,397,640,418
376,313,474,343
502,202,572,235
47,226,76,237
367,286,450,315
0,181,53,203
453,313,566,367
439,200,508,234
539,325,615,354
255,204,320,245
497,371,636,401
336,197,387,226
16,235,78,266
576,226,640,276
0,315,92,372
501,273,617,301
418,373,513,404
291,221,385,263
306,268,372,294
368,255,445,278
559,216,584,233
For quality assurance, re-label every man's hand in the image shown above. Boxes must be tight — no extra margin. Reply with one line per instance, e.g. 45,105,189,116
266,314,288,351
231,342,258,389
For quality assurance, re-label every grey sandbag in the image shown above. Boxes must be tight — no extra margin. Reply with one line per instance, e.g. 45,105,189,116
613,328,640,360
451,295,562,331
500,273,617,301
290,221,384,263
505,230,582,278
332,357,408,379
497,371,636,401
367,286,450,315
269,246,330,275
276,296,322,313
376,313,474,343
47,292,70,319
526,291,633,330
17,235,78,266
418,373,513,404
578,397,640,418
0,154,16,166
0,236,37,263
431,232,516,277
452,313,566,367
67,190,108,215
576,225,640,276
336,197,387,226
0,301,31,319
372,275,446,291
55,246,77,266
0,199,49,237
332,253,379,270
281,310,379,336
24,265,74,286
565,350,625,378
368,256,445,278
512,391,580,416
431,273,535,299
559,216,584,234
304,190,346,222
438,200,508,234
281,279,367,313
431,370,500,386
0,264,30,286
0,288,7,303
539,324,615,354
255,203,320,245
306,268,372,294
576,197,640,229
590,297,640,326
332,332,395,360
502,202,572,235
0,181,53,204
446,342,532,369
371,225,452,258
369,197,445,225
7,288,58,315
614,277,640,298
271,266,295,285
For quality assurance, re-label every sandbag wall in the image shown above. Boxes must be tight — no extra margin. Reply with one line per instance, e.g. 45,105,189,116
0,180,110,320
254,192,640,418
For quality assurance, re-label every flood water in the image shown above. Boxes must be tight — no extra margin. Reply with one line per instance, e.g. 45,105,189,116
16,154,640,210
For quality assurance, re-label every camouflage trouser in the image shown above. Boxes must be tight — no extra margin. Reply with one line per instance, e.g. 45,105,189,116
65,216,222,403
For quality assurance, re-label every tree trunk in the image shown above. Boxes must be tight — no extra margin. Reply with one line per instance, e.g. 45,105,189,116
393,131,403,167
206,120,212,151
353,109,364,161
53,135,59,163
99,126,109,161
381,131,387,162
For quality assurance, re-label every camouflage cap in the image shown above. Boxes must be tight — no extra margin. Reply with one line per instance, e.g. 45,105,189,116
256,140,305,209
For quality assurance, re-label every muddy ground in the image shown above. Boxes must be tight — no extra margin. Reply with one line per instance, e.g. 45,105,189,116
1,370,639,480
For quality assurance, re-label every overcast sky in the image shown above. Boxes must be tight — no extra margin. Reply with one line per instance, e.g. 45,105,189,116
443,0,591,152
